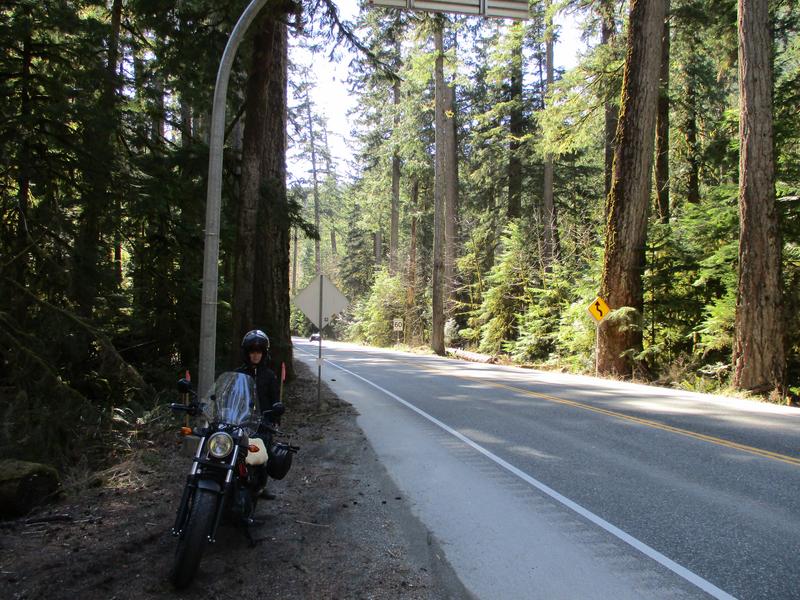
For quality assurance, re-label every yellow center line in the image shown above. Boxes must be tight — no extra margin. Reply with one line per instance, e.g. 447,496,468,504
398,358,800,468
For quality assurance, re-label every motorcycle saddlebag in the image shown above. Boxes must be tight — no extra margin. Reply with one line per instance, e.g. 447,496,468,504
266,442,296,480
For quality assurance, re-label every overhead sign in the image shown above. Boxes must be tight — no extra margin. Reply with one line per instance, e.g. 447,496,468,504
293,275,349,329
587,297,611,323
393,318,404,332
367,0,530,20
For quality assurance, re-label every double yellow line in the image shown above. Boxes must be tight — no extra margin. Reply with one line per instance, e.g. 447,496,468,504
405,359,800,468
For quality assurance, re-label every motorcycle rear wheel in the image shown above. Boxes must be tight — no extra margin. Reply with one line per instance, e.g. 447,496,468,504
171,488,217,589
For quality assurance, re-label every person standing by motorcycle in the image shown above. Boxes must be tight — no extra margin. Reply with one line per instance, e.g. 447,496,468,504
236,329,285,499
237,329,282,417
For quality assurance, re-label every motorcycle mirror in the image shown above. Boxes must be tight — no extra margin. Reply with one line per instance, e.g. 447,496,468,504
177,378,193,394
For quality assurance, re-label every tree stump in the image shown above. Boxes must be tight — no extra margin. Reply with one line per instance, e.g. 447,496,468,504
0,459,60,517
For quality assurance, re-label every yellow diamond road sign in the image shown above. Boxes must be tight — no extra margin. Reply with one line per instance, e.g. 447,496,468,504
588,297,611,322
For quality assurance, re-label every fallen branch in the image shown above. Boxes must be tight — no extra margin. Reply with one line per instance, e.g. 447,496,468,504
25,514,73,525
294,519,330,528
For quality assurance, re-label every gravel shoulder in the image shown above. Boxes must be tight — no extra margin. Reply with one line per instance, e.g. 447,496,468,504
0,361,473,599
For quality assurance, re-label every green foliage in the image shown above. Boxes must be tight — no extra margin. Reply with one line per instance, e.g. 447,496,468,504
340,204,377,300
0,0,245,467
510,264,596,367
347,269,406,347
468,222,537,355
537,39,623,158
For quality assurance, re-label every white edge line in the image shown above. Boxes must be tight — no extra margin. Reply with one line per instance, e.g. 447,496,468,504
301,349,737,600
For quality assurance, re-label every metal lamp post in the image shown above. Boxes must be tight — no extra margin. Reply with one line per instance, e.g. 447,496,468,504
198,0,271,397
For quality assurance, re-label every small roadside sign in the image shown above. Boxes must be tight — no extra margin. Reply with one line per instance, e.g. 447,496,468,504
588,297,611,322
393,318,403,332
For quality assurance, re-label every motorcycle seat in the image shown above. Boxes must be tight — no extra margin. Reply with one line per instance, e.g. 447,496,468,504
245,437,268,466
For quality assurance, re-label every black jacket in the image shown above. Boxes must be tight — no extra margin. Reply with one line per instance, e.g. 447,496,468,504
236,359,280,415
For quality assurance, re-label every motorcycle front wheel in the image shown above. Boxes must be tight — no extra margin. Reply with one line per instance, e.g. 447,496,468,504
171,488,217,589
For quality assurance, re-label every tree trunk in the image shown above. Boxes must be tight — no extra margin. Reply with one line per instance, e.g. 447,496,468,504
0,460,59,517
684,39,701,204
431,18,446,355
444,82,459,309
406,179,419,344
542,4,560,268
304,84,322,275
601,0,618,199
235,9,294,380
598,0,666,377
292,226,298,291
390,78,401,275
180,97,193,149
73,0,123,317
732,0,784,394
654,8,671,223
14,33,32,323
507,24,523,221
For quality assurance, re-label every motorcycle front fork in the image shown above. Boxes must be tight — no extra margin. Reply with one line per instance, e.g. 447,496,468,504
171,436,206,536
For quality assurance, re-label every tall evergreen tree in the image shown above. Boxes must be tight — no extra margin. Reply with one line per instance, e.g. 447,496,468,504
732,0,784,393
598,0,667,377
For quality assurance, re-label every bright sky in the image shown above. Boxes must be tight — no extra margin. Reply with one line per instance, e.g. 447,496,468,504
289,0,587,176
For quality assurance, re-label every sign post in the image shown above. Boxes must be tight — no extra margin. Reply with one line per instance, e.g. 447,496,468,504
292,275,349,405
587,296,611,376
393,318,403,345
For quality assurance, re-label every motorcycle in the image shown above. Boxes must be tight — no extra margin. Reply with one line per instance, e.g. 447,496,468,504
168,371,298,589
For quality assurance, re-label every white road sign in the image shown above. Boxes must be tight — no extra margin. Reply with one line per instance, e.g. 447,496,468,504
393,318,404,332
367,0,530,20
293,275,349,329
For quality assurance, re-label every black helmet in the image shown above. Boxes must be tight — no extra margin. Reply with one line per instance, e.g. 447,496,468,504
242,329,270,353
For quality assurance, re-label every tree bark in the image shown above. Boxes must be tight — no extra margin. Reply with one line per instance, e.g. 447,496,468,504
390,78,401,275
304,83,322,275
601,0,618,199
292,226,298,291
235,8,294,380
732,0,785,394
541,4,560,268
14,33,32,323
507,25,523,221
598,0,666,377
431,18,446,355
73,0,123,317
180,97,193,149
684,40,701,204
444,82,459,309
406,179,419,344
654,8,671,223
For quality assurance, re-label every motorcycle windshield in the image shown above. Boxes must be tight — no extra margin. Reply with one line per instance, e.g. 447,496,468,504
201,372,259,431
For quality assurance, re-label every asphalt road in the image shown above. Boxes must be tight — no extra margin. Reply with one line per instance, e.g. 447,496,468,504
294,338,800,600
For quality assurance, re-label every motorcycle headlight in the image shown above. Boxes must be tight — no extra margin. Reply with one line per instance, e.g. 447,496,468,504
207,432,234,459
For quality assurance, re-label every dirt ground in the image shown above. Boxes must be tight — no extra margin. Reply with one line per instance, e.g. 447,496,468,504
0,361,473,600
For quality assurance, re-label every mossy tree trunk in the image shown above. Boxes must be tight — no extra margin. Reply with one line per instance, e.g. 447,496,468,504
598,0,667,377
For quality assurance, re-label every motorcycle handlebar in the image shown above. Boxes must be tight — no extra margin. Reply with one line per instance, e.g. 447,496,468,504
170,402,199,416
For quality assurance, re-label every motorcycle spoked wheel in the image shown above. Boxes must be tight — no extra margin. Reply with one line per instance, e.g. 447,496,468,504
171,488,217,589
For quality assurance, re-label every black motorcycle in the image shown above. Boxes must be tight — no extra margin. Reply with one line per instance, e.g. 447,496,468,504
169,371,298,589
